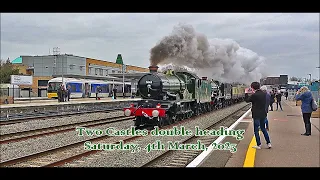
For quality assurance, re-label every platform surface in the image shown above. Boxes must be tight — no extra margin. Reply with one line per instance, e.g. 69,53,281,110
199,98,319,167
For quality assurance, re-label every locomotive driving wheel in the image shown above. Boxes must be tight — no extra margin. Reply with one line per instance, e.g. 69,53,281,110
167,114,175,125
186,112,191,119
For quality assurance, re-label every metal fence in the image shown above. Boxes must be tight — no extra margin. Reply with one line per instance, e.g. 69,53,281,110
287,89,319,103
0,88,47,98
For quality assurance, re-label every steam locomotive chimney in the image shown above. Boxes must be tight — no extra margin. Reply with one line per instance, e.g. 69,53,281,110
149,65,159,73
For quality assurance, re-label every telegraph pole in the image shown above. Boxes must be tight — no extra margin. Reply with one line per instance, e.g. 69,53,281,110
53,47,61,82
123,64,125,98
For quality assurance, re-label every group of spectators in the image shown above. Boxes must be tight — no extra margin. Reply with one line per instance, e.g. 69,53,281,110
57,84,70,102
245,82,316,150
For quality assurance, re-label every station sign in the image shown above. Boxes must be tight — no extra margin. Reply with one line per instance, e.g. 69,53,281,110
11,75,33,85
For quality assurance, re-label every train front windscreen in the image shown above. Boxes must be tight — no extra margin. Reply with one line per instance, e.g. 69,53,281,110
47,82,62,93
47,82,62,98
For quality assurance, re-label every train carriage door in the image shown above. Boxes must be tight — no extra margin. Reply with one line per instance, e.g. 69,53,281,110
85,83,89,98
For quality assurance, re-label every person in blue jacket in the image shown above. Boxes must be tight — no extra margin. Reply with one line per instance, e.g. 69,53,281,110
295,86,313,136
260,85,270,131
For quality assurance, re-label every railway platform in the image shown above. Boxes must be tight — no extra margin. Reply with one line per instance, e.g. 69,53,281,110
1,97,141,109
190,99,319,167
0,97,141,117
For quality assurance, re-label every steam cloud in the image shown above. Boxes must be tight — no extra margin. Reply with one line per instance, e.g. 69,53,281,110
150,23,268,85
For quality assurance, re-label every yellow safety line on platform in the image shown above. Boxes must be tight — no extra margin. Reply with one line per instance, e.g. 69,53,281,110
243,135,257,167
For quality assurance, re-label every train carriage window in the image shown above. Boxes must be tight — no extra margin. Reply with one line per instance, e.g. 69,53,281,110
197,80,201,88
66,83,83,93
91,84,109,93
48,82,62,93
100,84,109,93
91,84,97,93
125,84,131,93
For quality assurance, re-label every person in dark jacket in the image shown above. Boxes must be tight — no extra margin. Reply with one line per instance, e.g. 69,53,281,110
295,86,313,136
95,86,100,100
245,82,272,149
61,85,66,102
269,90,275,111
285,91,288,100
66,85,71,101
275,91,283,111
113,88,117,99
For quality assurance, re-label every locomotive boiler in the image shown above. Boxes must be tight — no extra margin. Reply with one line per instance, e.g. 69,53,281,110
124,65,214,128
137,67,186,101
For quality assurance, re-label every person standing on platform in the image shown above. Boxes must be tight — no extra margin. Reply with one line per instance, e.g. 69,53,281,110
245,82,272,149
295,86,313,136
95,86,98,100
61,85,66,102
113,88,117,99
269,90,275,111
276,90,283,111
260,85,270,131
57,85,62,102
285,91,288,100
66,85,71,101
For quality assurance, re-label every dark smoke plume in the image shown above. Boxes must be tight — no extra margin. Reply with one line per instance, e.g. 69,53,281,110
150,23,268,84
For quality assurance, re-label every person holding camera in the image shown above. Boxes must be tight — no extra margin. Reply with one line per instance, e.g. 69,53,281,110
96,86,101,100
295,86,314,136
245,82,272,149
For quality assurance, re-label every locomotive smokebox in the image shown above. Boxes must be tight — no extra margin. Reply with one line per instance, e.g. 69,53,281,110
149,65,159,73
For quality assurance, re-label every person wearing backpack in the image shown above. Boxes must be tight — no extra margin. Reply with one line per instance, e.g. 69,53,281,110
295,86,317,136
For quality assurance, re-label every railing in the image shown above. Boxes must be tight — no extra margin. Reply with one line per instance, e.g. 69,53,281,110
0,88,48,98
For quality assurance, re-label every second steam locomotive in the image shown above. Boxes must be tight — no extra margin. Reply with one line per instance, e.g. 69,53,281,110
123,65,246,128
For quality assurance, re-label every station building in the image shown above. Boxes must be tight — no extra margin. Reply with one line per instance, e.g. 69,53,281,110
11,54,149,97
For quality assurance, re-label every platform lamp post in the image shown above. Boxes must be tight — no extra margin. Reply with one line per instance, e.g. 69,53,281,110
122,64,126,98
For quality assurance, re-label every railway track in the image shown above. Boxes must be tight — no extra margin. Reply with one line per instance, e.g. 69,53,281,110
0,108,122,125
0,103,250,167
0,116,135,167
0,116,133,144
52,103,250,167
141,104,251,167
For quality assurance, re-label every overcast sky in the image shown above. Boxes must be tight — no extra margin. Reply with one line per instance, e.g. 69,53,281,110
1,13,319,80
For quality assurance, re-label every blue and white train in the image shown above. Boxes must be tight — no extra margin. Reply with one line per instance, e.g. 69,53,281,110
47,77,132,99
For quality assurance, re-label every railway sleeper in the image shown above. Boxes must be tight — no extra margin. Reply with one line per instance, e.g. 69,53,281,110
175,157,189,161
182,151,200,155
179,154,195,158
172,159,188,164
169,162,186,166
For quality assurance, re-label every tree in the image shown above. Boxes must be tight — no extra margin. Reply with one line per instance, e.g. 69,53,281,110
0,59,20,84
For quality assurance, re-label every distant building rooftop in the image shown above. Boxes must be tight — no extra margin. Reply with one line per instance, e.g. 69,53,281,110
12,56,22,64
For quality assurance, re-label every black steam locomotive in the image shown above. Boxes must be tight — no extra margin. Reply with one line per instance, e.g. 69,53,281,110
123,65,246,128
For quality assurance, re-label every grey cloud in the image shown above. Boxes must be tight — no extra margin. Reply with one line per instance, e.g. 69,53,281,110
1,13,319,79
